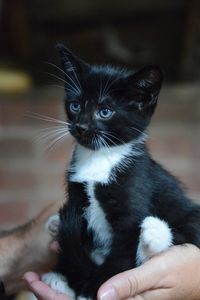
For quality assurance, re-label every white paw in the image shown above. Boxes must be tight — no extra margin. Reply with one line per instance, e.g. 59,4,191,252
45,214,60,237
136,216,173,265
42,272,75,297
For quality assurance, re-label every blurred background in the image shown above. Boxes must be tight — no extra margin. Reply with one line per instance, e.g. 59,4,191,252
0,0,200,299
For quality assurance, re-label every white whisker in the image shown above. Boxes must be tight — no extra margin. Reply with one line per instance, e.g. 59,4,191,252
43,62,81,92
102,134,118,147
37,128,69,143
102,76,112,99
39,125,69,132
102,76,120,99
43,72,80,95
45,131,70,152
64,61,82,91
93,135,98,150
45,84,65,90
130,126,144,135
26,112,70,126
103,131,125,145
99,135,109,149
98,76,103,101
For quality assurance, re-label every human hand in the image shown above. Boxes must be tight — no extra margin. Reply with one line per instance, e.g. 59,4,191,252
98,244,200,300
0,202,60,295
24,272,72,300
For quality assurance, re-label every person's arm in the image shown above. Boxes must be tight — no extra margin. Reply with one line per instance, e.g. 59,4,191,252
0,201,61,296
24,244,200,300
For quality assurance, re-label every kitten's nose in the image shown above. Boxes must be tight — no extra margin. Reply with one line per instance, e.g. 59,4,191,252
75,124,88,135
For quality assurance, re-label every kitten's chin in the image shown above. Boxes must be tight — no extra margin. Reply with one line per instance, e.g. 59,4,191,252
76,140,101,151
72,136,97,151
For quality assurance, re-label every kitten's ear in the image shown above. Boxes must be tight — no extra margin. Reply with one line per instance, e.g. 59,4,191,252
56,44,89,94
128,65,163,112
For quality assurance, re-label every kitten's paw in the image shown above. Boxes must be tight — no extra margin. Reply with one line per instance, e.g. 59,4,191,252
136,216,173,265
140,216,173,253
45,214,60,237
42,272,75,297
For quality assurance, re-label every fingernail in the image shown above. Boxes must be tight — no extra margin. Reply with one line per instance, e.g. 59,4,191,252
23,272,34,283
100,287,116,300
23,274,30,283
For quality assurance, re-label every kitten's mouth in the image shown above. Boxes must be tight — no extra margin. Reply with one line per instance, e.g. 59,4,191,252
72,132,109,150
70,127,123,150
75,134,121,150
76,135,101,150
70,130,98,150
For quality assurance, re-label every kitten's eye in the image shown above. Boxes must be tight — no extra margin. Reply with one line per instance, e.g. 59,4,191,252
96,108,113,119
69,101,81,113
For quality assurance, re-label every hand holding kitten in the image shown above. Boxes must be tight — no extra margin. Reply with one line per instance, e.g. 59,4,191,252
98,244,200,300
24,244,200,300
24,272,71,300
0,202,60,296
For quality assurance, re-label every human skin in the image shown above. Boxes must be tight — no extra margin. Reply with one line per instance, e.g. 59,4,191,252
0,201,61,295
24,244,200,300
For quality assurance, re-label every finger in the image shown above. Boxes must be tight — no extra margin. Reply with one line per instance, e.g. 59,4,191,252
24,272,40,282
24,272,70,300
98,256,168,300
132,288,174,300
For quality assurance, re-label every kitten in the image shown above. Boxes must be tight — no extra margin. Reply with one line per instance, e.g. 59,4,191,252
43,45,200,300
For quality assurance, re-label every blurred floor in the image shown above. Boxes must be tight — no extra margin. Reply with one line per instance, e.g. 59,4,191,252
0,84,199,229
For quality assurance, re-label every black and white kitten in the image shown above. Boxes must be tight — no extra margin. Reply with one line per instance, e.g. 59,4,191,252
43,45,200,300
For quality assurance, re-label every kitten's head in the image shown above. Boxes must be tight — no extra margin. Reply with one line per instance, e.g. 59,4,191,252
57,44,163,150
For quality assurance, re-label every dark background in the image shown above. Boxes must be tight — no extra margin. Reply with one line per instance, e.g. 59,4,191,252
0,0,200,236
1,0,200,83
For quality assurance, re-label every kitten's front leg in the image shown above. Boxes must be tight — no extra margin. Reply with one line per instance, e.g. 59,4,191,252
136,216,173,265
43,216,76,296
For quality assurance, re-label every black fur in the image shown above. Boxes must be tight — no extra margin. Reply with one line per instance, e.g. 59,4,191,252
54,44,200,299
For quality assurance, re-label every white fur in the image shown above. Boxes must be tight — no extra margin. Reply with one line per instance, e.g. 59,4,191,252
136,216,173,265
90,248,109,265
84,182,113,264
42,272,75,297
43,137,146,294
45,213,60,237
69,137,146,265
70,136,145,184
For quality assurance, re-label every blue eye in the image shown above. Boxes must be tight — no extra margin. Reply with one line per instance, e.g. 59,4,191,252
69,101,81,113
97,108,113,119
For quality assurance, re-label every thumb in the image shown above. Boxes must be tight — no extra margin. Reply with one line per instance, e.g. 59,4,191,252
97,257,167,300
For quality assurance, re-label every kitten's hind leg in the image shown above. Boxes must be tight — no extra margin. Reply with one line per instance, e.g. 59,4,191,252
42,272,75,297
136,216,173,265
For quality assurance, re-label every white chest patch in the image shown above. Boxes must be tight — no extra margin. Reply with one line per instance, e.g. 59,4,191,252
70,142,138,184
84,182,113,264
68,137,146,264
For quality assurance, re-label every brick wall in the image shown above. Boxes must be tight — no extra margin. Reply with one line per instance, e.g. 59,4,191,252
0,85,200,229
